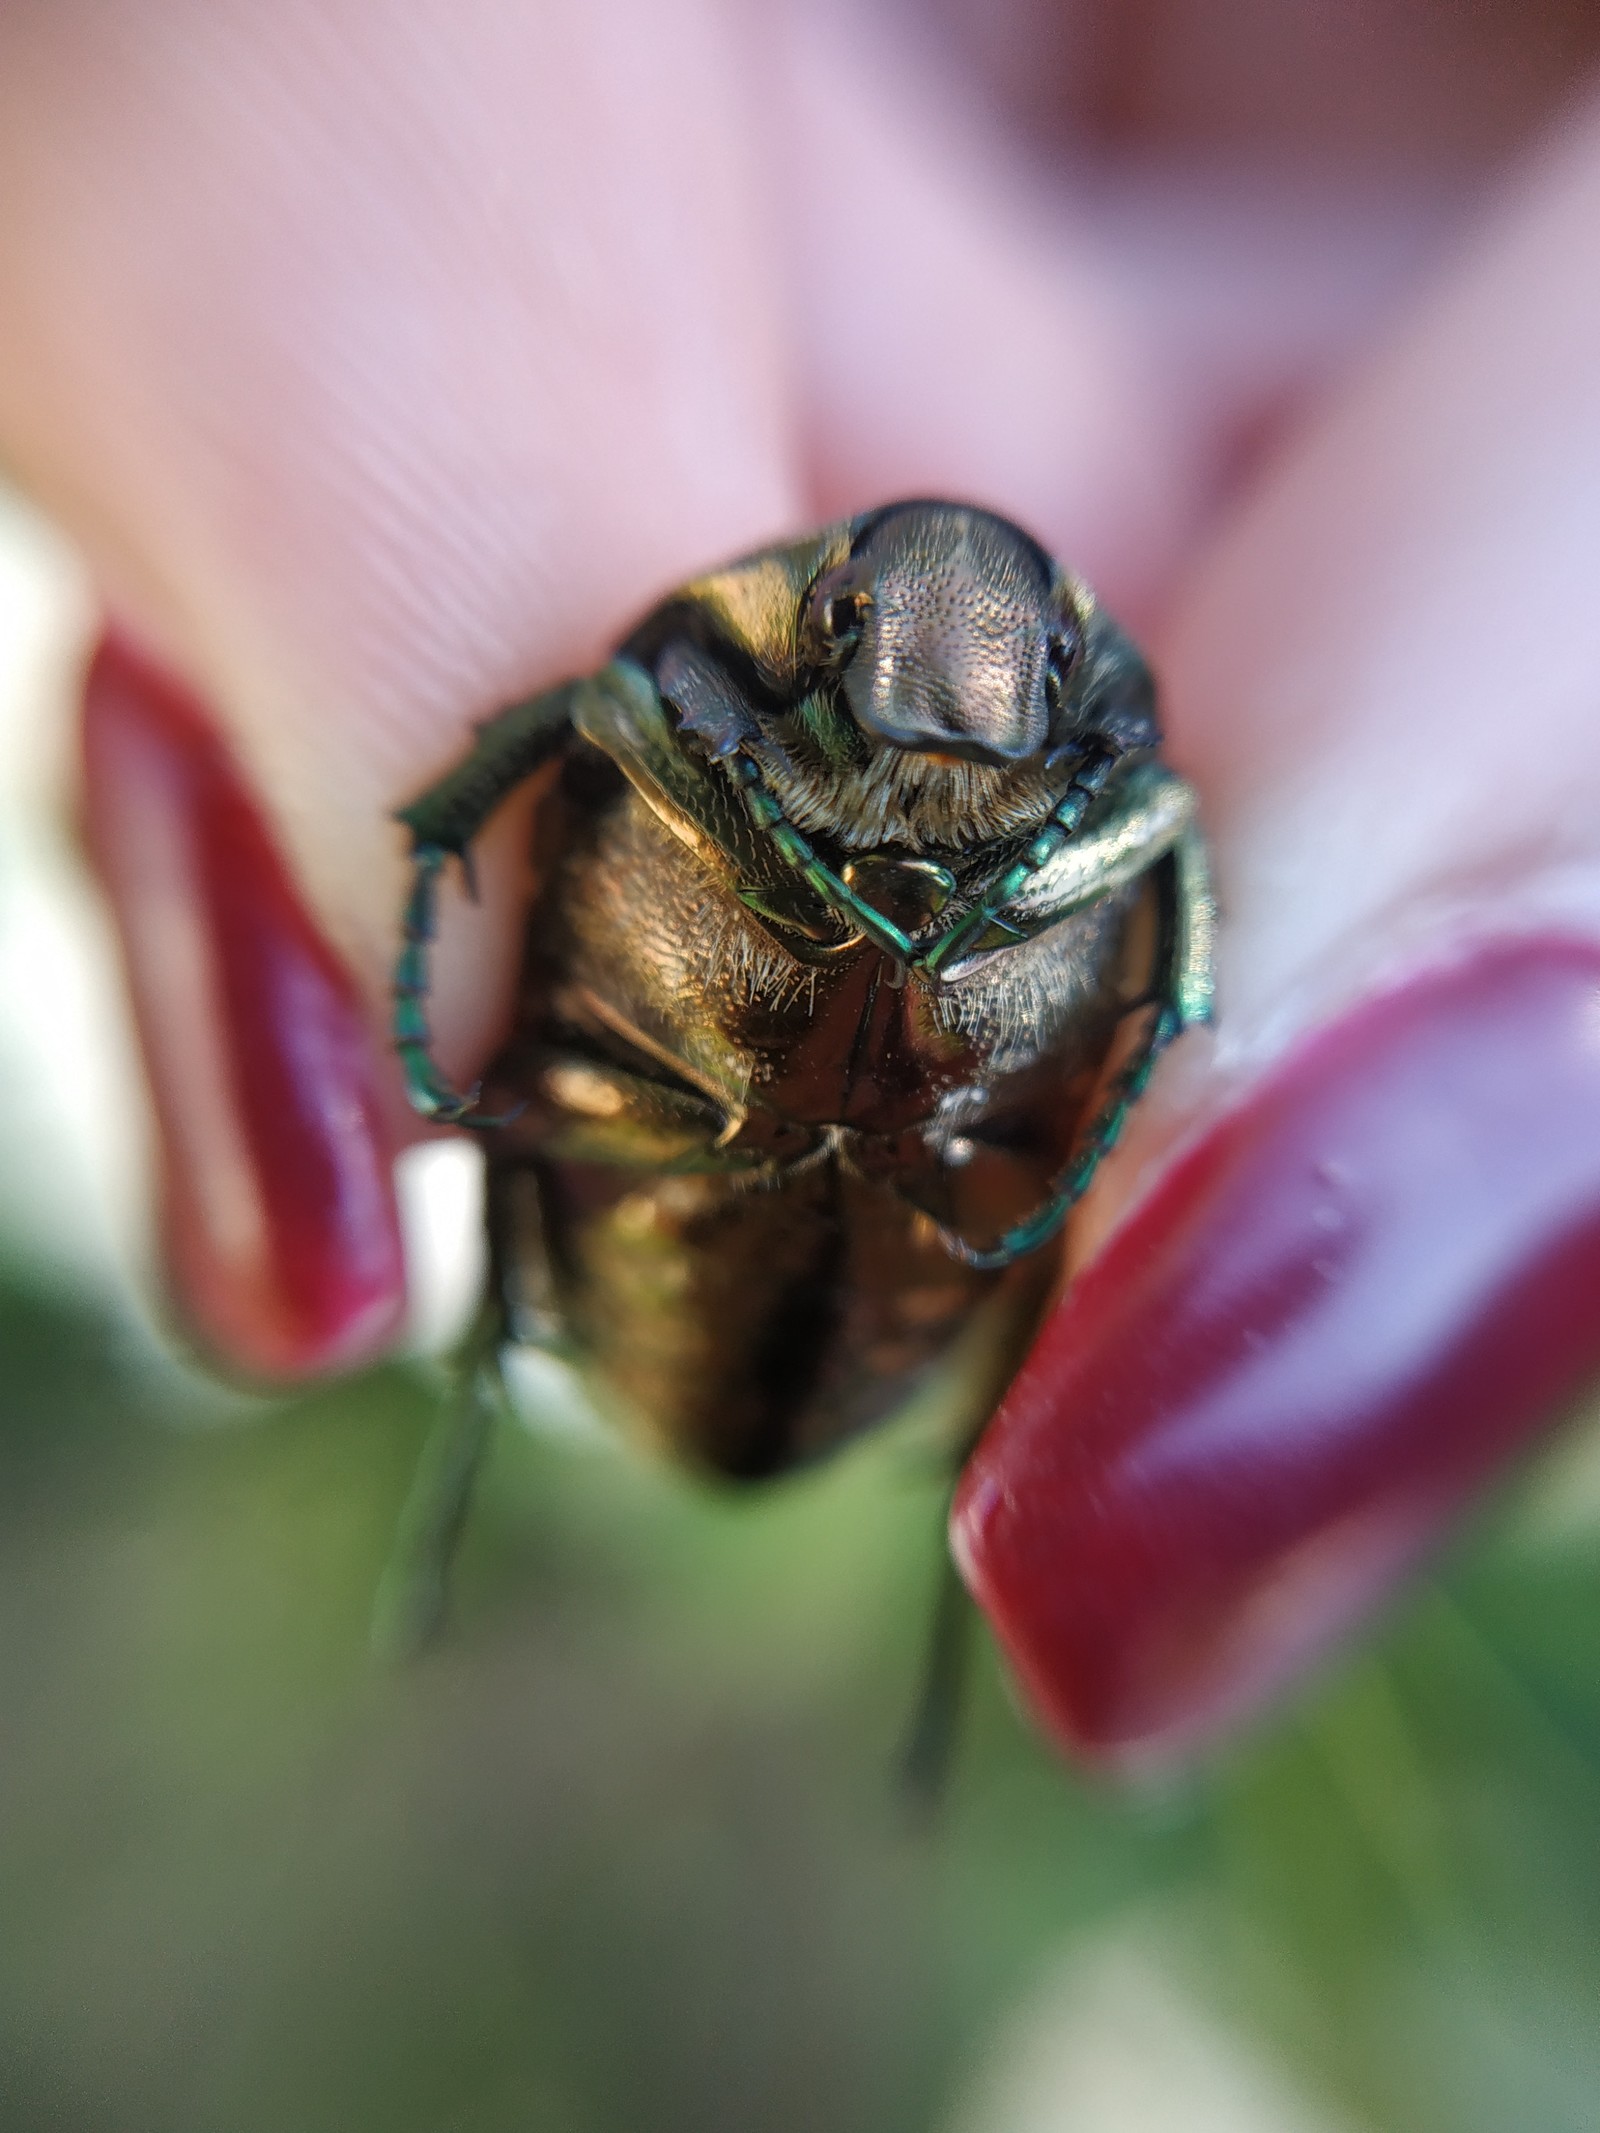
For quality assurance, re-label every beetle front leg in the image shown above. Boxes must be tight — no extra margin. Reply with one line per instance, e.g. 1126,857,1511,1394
396,680,577,855
393,844,500,1125
392,681,576,1125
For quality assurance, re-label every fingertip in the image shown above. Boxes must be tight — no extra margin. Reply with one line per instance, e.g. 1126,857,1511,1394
82,627,408,1380
770,0,1202,624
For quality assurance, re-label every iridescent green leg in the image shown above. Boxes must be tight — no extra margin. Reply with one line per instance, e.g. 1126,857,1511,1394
393,845,502,1125
898,1516,976,1813
372,1295,506,1661
392,682,575,1126
937,1002,1180,1273
372,1163,563,1658
937,828,1215,1273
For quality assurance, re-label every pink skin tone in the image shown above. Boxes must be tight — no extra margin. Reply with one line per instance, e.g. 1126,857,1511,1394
3,1,1600,1757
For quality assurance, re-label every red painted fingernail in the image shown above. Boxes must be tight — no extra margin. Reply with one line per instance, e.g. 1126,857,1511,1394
954,936,1600,1770
82,630,405,1379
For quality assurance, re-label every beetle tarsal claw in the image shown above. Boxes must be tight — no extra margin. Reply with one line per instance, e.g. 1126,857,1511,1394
399,1051,525,1132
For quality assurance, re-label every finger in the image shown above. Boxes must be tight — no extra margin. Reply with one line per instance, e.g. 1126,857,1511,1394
0,0,798,1055
771,1,1482,629
927,0,1598,171
81,633,408,1380
953,96,1600,1768
0,0,1289,1381
0,0,798,1370
770,1,1202,624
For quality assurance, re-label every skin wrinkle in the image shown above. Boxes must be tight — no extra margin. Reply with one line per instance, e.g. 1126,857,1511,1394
1175,106,1600,1030
0,0,799,1080
2,0,1599,1203
770,0,1197,619
1069,89,1600,1267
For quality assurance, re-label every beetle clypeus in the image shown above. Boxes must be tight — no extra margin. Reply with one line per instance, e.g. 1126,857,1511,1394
387,501,1215,1742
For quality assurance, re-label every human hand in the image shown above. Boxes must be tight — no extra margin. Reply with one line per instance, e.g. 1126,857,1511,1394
5,0,1600,1765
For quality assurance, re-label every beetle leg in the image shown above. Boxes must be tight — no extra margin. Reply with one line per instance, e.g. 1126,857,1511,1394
372,1291,506,1661
920,743,1121,978
1170,818,1218,1031
392,682,576,1127
936,829,1216,1271
395,680,577,853
898,1514,977,1812
934,997,1182,1272
392,844,489,1124
371,1159,564,1657
495,1048,781,1173
932,761,1204,974
393,843,526,1127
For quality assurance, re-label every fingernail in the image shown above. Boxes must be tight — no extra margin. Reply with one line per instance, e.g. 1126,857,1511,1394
953,936,1600,1770
82,630,406,1379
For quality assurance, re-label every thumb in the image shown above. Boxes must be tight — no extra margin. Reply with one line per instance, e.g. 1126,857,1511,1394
955,96,1600,1768
0,0,798,1371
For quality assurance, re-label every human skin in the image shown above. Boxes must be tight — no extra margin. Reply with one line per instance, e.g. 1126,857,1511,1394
4,0,1600,1761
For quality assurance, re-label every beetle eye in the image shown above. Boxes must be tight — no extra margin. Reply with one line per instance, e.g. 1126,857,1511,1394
1044,623,1083,713
822,593,865,646
805,580,869,668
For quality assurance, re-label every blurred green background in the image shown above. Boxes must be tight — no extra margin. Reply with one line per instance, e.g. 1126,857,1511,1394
6,1260,1600,2133
6,491,1600,2133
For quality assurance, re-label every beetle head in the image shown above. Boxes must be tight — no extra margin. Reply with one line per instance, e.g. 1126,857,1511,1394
804,503,1082,767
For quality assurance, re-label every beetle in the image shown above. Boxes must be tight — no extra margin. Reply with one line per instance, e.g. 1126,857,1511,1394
386,501,1214,1722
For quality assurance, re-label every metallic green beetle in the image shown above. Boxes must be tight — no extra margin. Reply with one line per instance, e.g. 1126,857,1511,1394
391,500,1212,1530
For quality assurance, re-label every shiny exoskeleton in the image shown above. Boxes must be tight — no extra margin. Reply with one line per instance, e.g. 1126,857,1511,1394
393,502,1213,1485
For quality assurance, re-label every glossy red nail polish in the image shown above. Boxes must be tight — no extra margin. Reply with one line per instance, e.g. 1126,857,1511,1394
82,631,406,1380
953,937,1600,1770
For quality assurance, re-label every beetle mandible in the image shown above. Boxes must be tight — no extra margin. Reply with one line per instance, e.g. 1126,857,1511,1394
388,501,1214,1679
